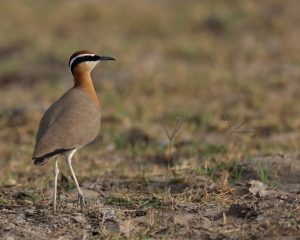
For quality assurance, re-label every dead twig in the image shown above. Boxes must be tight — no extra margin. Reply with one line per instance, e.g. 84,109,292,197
161,116,182,192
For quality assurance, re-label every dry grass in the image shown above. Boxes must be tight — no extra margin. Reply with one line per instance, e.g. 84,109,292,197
0,0,300,239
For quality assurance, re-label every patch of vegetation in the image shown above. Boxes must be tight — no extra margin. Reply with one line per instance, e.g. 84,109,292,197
255,164,271,185
104,195,162,209
196,160,244,183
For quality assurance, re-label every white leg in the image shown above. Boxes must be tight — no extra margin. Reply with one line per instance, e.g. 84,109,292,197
53,159,59,213
66,149,85,209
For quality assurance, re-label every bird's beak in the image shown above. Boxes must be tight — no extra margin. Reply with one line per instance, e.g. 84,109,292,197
95,55,116,61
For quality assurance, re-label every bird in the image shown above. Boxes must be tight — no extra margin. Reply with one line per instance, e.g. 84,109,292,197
32,50,115,212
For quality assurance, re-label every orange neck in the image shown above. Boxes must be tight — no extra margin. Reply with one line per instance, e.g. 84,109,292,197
73,71,100,107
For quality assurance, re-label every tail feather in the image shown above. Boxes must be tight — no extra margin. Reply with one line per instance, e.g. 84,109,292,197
32,157,49,166
32,148,75,166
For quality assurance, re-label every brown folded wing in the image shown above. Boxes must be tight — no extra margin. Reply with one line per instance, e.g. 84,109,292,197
32,88,100,164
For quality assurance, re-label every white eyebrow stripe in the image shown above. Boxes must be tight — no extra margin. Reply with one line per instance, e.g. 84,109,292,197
69,54,95,68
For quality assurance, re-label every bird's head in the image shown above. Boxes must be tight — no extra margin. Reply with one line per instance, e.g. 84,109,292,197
69,50,115,75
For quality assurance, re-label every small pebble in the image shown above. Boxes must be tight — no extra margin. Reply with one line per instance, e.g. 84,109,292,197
72,215,86,224
15,214,25,224
104,209,116,221
25,209,34,215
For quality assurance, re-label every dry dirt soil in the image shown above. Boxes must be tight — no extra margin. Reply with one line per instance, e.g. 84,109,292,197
0,158,299,239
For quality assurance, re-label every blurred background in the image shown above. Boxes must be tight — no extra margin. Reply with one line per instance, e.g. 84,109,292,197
0,0,300,186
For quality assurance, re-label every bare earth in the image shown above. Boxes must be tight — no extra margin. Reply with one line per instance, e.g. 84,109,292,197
0,153,299,239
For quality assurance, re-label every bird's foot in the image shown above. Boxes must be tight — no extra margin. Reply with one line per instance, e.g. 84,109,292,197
77,193,85,210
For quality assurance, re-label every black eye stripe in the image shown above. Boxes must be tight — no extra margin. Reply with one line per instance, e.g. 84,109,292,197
70,55,99,71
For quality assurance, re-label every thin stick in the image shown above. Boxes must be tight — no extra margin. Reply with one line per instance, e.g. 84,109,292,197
161,117,182,192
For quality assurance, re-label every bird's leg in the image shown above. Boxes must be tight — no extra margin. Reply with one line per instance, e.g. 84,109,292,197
66,150,85,209
53,159,59,213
